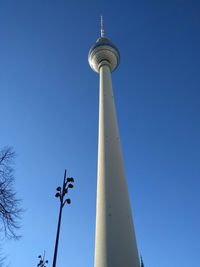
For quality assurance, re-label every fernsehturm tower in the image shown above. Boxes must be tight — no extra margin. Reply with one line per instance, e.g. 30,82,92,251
88,18,141,267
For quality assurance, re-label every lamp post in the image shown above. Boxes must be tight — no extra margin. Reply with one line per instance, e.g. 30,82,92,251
37,251,48,267
52,169,74,267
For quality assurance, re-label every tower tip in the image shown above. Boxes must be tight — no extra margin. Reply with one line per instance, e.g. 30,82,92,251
100,15,105,37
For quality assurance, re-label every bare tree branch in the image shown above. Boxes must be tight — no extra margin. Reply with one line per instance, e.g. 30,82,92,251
0,147,22,239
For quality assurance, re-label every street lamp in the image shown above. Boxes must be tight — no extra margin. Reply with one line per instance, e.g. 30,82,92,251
37,251,48,267
52,169,75,267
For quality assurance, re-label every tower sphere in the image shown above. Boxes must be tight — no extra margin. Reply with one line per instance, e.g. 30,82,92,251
88,36,120,73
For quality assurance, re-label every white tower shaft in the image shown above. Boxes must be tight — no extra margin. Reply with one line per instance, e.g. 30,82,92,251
94,63,140,267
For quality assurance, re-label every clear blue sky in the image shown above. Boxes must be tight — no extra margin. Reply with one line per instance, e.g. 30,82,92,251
0,1,200,267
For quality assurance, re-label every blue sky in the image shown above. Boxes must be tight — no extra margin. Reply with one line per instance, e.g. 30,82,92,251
0,1,200,267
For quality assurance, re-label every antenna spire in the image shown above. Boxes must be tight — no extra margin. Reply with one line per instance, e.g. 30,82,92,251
100,15,105,37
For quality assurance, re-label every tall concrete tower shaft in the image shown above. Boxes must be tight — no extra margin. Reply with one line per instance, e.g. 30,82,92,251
88,21,140,267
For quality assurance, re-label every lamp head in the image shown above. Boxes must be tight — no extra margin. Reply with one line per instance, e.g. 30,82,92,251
66,198,71,204
67,177,74,183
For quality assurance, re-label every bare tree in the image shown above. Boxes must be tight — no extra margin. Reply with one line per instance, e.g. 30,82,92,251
0,147,22,239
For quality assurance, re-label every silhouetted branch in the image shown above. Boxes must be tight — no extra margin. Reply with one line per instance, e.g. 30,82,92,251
0,147,22,239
